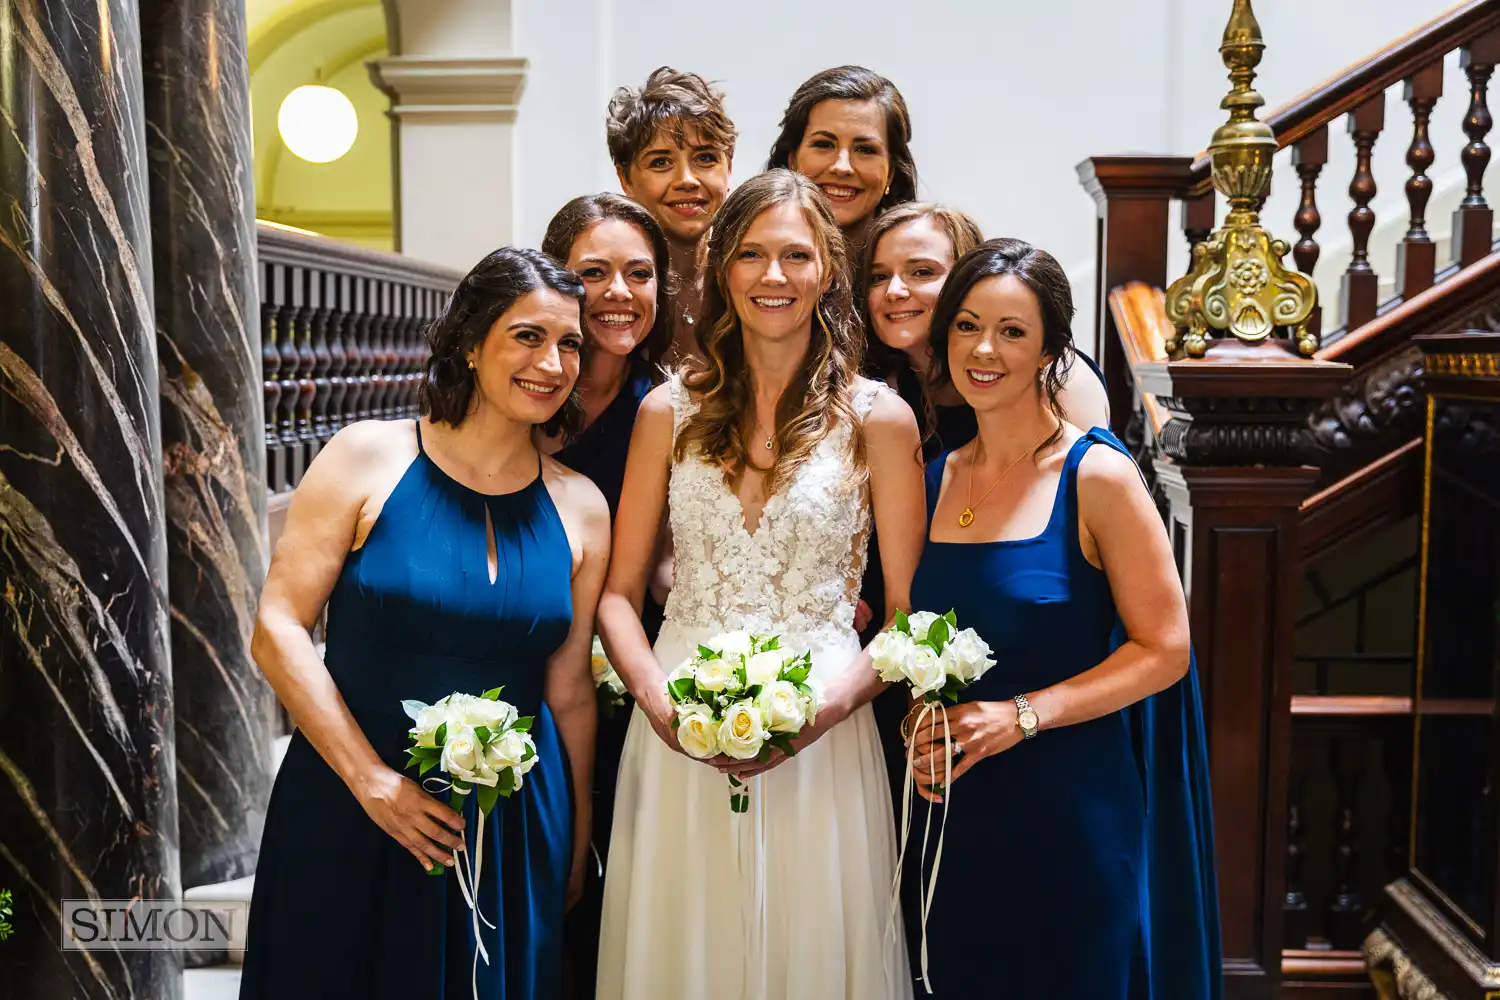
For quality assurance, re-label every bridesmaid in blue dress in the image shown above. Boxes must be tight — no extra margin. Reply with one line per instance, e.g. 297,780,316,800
242,248,611,1000
900,239,1220,998
537,194,672,997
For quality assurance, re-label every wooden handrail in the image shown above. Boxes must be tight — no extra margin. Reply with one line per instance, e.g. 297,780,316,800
257,220,465,290
1106,282,1172,435
1189,0,1500,181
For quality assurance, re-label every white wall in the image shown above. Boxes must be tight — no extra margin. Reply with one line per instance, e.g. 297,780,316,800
513,0,1457,353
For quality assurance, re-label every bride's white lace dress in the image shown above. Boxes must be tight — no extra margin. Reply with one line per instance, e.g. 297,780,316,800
597,375,912,1000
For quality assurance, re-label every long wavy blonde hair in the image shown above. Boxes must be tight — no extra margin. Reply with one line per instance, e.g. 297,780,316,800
675,169,865,494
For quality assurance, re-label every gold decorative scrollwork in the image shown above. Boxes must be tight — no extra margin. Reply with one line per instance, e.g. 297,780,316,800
1163,0,1318,358
1425,352,1500,378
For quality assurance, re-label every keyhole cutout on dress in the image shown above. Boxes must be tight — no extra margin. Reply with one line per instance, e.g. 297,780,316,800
484,503,499,584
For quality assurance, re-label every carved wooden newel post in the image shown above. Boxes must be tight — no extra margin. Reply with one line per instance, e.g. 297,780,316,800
1144,4,1350,996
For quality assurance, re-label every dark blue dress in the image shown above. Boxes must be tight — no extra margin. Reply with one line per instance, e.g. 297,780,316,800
903,428,1220,1000
241,423,575,1000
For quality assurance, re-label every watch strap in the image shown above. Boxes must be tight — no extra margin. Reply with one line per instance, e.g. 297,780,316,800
1014,693,1038,739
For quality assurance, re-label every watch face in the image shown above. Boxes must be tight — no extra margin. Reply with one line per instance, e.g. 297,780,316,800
1018,709,1038,732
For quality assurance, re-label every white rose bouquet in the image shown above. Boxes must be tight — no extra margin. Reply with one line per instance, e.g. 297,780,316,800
591,636,628,718
871,610,994,995
401,687,537,998
870,610,995,707
664,630,819,813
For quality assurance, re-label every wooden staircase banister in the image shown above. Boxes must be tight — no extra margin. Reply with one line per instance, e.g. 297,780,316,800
1187,0,1500,188
1315,241,1500,367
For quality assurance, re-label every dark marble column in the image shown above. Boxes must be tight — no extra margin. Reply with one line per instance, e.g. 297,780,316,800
0,1,181,998
141,0,276,893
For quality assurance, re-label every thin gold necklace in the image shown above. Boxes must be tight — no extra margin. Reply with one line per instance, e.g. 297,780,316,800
959,422,1057,528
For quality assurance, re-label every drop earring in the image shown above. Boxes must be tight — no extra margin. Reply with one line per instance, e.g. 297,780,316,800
467,358,476,370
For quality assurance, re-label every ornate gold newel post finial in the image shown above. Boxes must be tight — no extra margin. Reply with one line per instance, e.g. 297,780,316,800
1165,0,1318,358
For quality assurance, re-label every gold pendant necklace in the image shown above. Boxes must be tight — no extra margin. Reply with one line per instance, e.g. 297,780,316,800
959,422,1057,528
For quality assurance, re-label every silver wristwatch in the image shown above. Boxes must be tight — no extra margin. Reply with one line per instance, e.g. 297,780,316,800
1014,694,1039,739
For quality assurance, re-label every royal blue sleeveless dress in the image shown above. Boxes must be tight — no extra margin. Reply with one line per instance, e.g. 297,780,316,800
903,428,1221,1000
241,422,575,1000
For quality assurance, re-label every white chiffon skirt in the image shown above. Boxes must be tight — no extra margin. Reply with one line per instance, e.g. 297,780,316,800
596,624,913,1000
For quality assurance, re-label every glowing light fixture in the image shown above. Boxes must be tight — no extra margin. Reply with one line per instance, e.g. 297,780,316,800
277,84,358,164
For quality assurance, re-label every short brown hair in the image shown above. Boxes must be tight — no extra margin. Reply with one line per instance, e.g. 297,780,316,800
606,67,737,177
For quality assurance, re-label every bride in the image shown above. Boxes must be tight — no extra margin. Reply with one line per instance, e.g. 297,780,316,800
595,167,924,999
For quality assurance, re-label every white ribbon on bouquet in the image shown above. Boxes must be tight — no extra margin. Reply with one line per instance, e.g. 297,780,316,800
886,698,954,996
423,776,496,1000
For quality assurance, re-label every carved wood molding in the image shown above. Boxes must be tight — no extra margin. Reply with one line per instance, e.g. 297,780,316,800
1310,344,1424,480
1365,928,1452,1000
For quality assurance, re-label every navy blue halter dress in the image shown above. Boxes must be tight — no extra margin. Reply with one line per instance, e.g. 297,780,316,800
903,428,1220,999
241,423,575,1000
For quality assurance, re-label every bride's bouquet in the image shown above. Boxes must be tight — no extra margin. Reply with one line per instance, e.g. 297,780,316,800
591,636,628,718
401,688,537,998
665,630,819,813
870,610,994,995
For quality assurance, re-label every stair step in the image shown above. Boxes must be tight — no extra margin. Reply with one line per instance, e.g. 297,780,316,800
184,965,242,1000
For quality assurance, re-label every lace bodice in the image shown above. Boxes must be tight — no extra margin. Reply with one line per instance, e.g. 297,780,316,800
661,374,883,650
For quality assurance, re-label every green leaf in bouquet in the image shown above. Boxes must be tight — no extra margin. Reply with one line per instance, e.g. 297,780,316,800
521,744,535,762
697,644,720,659
944,609,957,626
448,787,467,813
667,677,697,704
926,617,951,651
410,744,441,759
435,722,448,746
942,687,960,704
735,664,748,689
783,661,811,684
892,609,911,634
419,757,440,777
474,726,491,747
794,682,815,702
404,754,420,771
670,714,681,730
761,635,780,651
731,795,749,814
511,716,533,733
481,686,505,701
931,782,945,797
770,734,797,758
757,746,771,763
476,781,501,815
728,775,744,788
498,769,516,797
426,864,448,877
401,699,428,719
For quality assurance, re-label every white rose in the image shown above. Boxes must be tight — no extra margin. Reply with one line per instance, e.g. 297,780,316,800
906,611,940,642
694,655,738,693
675,707,721,759
708,630,753,658
800,680,822,728
591,636,612,686
717,702,768,760
441,731,480,781
462,697,517,731
756,680,806,734
745,650,786,687
869,630,917,684
906,645,946,695
405,702,446,745
942,628,996,684
488,730,538,777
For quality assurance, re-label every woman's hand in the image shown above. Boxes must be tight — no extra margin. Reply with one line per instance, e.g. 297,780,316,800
904,700,1021,803
854,599,874,633
356,765,466,871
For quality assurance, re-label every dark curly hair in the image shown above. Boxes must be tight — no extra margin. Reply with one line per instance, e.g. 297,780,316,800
766,66,917,221
420,247,586,435
928,238,1076,453
541,193,675,367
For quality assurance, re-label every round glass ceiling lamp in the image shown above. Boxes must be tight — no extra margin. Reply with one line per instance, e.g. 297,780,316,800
278,84,358,164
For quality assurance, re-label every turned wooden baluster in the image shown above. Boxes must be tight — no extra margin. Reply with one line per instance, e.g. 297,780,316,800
1292,126,1328,337
353,277,376,421
1181,189,1214,251
1325,733,1364,949
1396,64,1443,300
1284,745,1309,949
1339,97,1385,332
261,261,286,492
1453,28,1500,268
310,269,334,453
398,285,419,419
293,269,319,471
370,282,395,420
1381,716,1410,885
276,266,305,487
324,273,349,439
